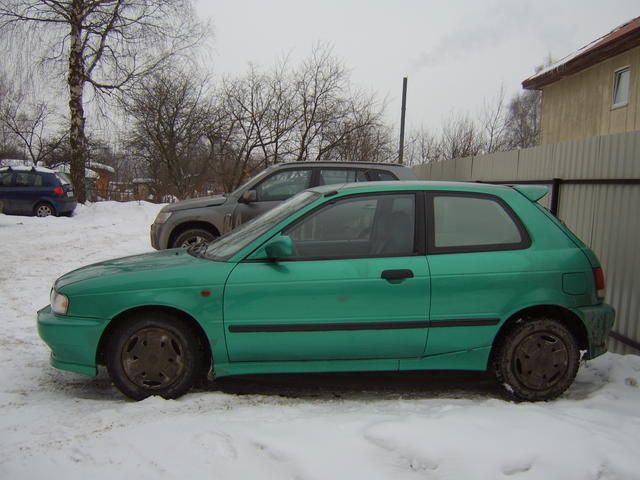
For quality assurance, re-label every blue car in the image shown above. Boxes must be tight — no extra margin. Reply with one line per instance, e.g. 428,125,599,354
0,166,77,217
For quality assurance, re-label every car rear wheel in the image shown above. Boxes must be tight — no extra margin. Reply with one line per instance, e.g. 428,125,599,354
106,311,204,400
34,202,56,217
493,317,579,401
172,228,217,249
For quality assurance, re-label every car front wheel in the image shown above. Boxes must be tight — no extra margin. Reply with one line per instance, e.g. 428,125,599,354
493,317,580,401
106,312,204,400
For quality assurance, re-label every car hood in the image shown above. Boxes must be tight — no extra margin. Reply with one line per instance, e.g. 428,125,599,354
161,195,228,212
55,249,208,291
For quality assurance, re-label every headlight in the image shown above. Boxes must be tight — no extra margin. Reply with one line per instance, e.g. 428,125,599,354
50,289,69,315
154,212,172,224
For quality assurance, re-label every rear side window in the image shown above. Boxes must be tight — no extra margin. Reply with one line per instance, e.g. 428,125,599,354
13,172,42,187
429,193,530,253
367,170,398,181
318,169,367,185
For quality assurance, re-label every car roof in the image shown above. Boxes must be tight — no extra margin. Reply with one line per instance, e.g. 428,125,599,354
271,161,409,170
310,180,520,196
0,165,57,174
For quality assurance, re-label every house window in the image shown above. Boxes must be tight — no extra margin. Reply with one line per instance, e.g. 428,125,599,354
612,66,631,108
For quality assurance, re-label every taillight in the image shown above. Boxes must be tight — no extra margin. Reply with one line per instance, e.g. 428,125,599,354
53,186,64,196
593,267,605,299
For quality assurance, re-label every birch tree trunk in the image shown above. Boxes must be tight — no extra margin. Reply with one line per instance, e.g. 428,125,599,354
68,0,87,203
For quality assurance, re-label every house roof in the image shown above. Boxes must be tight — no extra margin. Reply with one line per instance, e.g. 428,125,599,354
523,16,640,90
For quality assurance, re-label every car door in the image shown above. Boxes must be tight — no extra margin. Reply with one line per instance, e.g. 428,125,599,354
0,171,15,213
11,171,38,215
231,168,313,229
424,192,532,356
223,192,430,362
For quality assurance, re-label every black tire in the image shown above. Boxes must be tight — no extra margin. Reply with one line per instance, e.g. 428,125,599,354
34,202,56,217
492,317,579,402
106,311,205,400
171,228,216,249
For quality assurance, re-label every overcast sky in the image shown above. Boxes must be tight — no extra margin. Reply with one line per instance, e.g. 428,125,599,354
196,0,639,134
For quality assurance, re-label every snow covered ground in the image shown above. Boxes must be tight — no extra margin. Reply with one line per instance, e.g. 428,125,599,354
1,201,640,480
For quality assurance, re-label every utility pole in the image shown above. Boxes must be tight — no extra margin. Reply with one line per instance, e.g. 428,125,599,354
398,76,408,164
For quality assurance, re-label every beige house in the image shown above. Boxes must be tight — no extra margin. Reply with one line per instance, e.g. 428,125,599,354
523,17,640,145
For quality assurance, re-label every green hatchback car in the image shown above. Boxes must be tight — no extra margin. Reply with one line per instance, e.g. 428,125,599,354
38,181,614,401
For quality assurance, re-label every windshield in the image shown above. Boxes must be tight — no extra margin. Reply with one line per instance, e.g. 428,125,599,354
202,190,321,260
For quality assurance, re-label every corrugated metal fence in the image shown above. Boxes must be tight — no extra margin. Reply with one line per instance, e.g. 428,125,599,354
412,131,640,354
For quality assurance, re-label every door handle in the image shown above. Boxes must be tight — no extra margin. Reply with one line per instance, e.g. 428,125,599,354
381,269,414,281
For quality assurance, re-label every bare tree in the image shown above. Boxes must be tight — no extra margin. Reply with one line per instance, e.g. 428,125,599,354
504,90,541,149
123,69,213,199
291,43,349,162
481,85,508,154
315,93,391,162
0,0,206,202
215,70,277,191
0,90,67,165
440,115,483,161
405,127,442,165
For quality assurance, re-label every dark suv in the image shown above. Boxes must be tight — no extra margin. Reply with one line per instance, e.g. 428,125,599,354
151,161,416,249
0,166,77,217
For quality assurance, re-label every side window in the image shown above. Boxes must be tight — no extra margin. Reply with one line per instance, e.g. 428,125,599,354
431,194,528,252
0,172,13,187
367,170,398,181
14,172,38,187
33,174,44,187
255,169,312,202
285,194,415,259
318,169,367,185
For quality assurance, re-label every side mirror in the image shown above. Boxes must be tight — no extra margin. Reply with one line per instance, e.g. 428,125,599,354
264,235,293,260
240,189,257,204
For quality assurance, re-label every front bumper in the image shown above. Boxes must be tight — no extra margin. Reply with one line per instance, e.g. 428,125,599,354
37,305,106,377
572,303,615,359
150,222,167,250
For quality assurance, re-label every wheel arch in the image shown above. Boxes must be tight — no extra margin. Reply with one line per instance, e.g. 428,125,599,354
490,304,589,362
33,199,57,216
96,305,212,371
168,220,220,248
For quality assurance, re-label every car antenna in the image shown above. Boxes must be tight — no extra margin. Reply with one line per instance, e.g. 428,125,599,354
324,190,339,197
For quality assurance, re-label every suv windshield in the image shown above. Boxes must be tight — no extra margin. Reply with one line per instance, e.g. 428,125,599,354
201,190,321,260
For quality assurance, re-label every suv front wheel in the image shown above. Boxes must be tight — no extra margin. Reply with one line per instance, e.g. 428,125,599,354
172,228,217,248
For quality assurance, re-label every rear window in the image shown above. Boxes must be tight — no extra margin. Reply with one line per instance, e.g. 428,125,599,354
56,172,72,185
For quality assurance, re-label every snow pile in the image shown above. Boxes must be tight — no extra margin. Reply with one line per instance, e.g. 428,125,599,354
1,201,640,479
